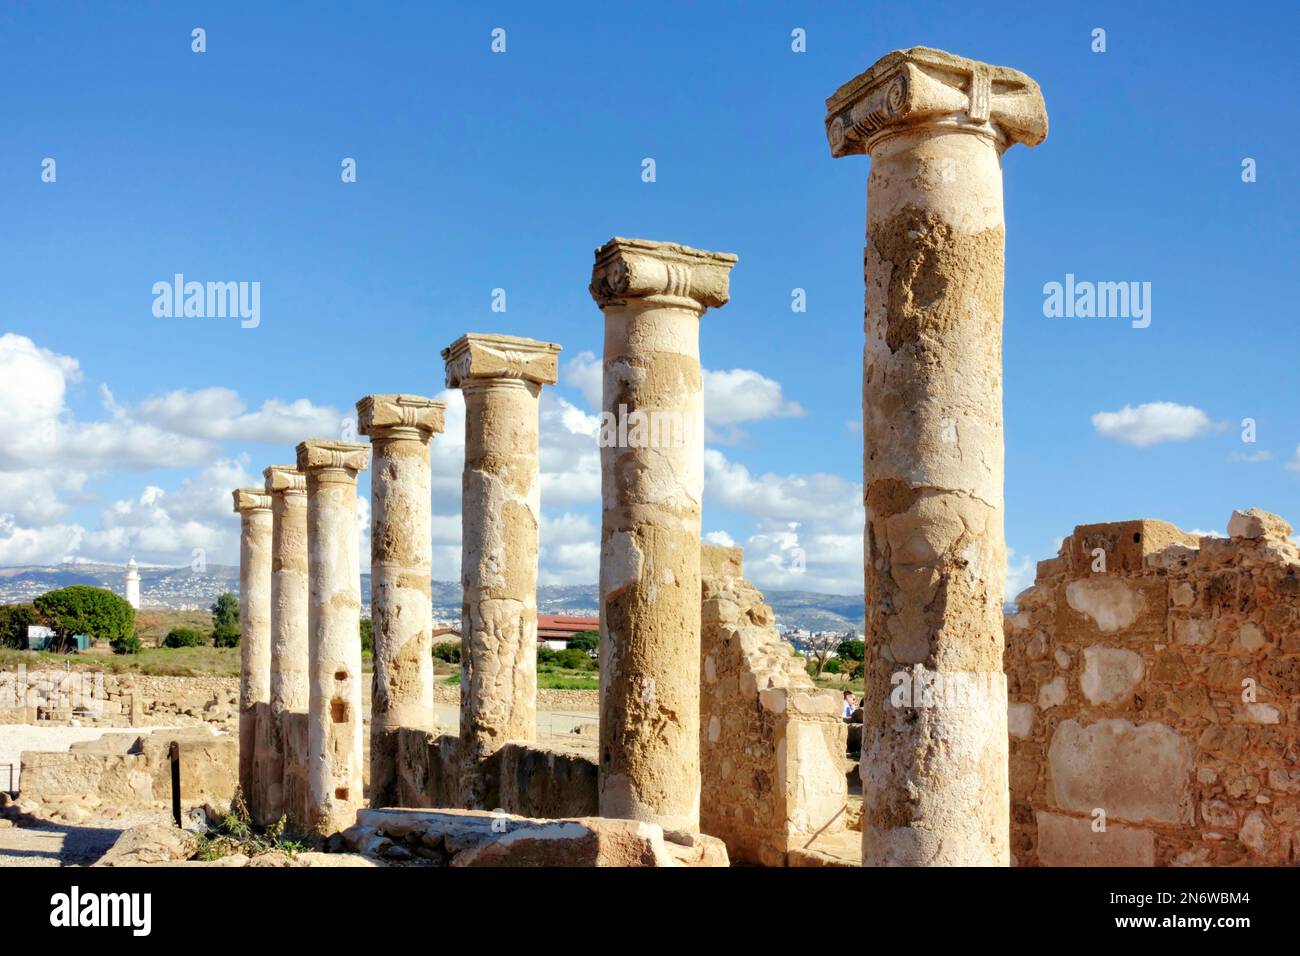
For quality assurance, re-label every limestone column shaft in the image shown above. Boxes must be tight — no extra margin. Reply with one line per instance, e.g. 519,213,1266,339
824,47,1048,865
589,237,737,833
232,488,273,818
263,464,308,826
296,440,369,835
441,333,560,810
357,394,446,808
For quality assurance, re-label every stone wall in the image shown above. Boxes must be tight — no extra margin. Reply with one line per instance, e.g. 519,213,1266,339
393,729,598,819
700,545,849,865
0,669,236,731
18,730,238,810
1006,509,1300,866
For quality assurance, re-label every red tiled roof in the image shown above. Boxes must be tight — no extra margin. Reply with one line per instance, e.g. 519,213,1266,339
537,614,598,642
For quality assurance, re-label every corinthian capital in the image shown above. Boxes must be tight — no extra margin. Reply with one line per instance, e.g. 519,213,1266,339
589,237,737,312
441,333,561,389
825,46,1048,157
232,488,272,514
295,440,370,476
356,394,446,439
263,464,306,496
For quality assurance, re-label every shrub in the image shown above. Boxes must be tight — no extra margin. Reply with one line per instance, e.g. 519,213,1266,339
112,633,143,655
163,627,206,648
432,641,461,664
360,618,373,653
537,646,557,665
552,648,593,671
823,658,842,674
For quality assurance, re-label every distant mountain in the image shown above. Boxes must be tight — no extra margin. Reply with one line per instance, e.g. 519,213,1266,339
0,563,864,632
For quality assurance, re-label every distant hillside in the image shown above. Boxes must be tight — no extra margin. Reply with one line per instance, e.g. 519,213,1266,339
0,563,864,632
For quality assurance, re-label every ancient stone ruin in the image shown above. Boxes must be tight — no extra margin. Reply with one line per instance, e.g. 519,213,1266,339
1006,510,1300,866
13,46,1284,869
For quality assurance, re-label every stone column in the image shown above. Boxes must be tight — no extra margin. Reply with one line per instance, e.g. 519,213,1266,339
441,333,560,809
824,47,1048,865
588,237,736,832
263,464,308,827
231,488,273,819
295,440,369,835
357,393,446,808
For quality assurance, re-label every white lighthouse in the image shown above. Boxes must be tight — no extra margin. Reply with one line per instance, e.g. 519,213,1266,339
125,557,141,609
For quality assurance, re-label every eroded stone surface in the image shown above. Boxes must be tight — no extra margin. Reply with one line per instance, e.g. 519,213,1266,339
442,336,560,809
590,238,735,834
827,47,1046,867
699,545,849,865
296,440,369,836
231,488,272,820
358,394,446,808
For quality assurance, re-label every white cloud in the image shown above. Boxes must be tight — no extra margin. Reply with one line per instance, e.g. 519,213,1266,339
0,514,84,565
704,449,863,530
127,387,342,444
539,512,599,586
1005,547,1036,604
1286,445,1300,473
704,530,735,548
83,457,257,564
702,368,804,426
562,351,804,440
1091,402,1221,447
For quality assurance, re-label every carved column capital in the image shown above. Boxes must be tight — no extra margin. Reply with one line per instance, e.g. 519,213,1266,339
441,333,561,390
232,488,272,514
356,394,446,441
589,237,737,313
824,46,1048,157
263,464,306,498
295,440,370,478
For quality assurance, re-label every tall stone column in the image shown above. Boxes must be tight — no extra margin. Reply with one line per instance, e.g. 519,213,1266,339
231,488,273,819
357,393,446,808
263,464,308,828
824,47,1047,865
441,333,560,809
295,440,369,835
589,237,736,833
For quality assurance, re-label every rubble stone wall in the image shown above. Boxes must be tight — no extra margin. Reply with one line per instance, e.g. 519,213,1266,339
700,545,849,865
1006,509,1300,866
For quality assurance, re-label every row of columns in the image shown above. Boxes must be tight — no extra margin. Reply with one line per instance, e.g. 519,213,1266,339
231,44,1042,860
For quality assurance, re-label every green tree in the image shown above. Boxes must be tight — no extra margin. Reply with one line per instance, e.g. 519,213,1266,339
836,638,865,662
360,618,373,653
33,586,134,652
566,630,599,654
553,648,593,671
0,604,37,649
432,641,460,664
211,592,240,648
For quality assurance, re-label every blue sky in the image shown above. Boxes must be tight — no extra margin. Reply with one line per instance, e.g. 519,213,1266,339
0,1,1296,597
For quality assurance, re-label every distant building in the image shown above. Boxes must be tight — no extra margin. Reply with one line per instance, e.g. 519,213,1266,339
537,613,598,650
124,557,141,609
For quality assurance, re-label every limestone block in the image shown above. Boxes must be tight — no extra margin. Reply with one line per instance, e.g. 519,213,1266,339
1048,719,1194,824
1034,811,1154,867
1079,644,1144,705
1228,508,1292,544
94,824,199,867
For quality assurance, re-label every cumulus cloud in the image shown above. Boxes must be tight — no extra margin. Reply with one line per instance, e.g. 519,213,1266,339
0,514,85,565
126,387,343,444
539,512,600,586
1091,402,1222,447
562,351,804,439
1287,445,1300,473
1005,547,1036,604
704,530,735,548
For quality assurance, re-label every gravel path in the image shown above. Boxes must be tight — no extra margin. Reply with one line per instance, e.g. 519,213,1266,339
0,808,171,867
